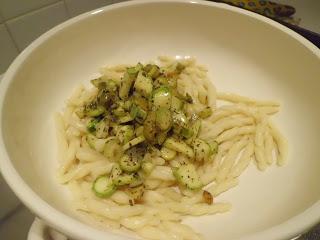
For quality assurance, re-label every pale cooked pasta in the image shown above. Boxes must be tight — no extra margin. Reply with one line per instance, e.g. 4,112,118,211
56,56,287,240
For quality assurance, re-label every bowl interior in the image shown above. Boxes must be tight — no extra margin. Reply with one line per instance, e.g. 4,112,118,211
2,1,320,240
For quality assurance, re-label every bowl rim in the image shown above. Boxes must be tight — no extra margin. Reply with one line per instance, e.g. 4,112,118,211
0,1,319,240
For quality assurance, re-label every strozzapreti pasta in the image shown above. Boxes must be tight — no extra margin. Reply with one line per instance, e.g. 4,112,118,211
55,56,288,240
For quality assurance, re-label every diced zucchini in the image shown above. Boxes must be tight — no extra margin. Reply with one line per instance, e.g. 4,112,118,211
173,164,203,190
113,106,127,117
92,78,118,91
122,136,146,151
123,100,132,111
192,117,202,136
132,93,149,111
127,63,143,77
78,61,218,196
103,138,123,161
193,138,211,162
143,112,157,143
136,109,147,123
92,175,117,198
87,118,100,133
105,79,118,92
163,137,194,159
86,134,107,153
119,72,135,100
135,63,143,72
156,76,169,85
110,163,122,179
146,64,160,79
95,120,108,138
113,174,135,186
155,107,172,131
127,66,139,77
209,141,219,155
135,125,144,136
117,125,134,144
130,104,147,124
134,71,153,98
96,88,111,106
198,107,213,119
172,111,188,133
172,111,188,127
186,116,201,145
160,147,177,161
119,154,141,172
143,64,153,72
171,96,184,112
86,104,105,117
118,114,134,124
153,86,172,109
129,173,144,187
142,161,154,174
156,131,167,145
91,77,104,87
86,134,95,149
181,128,194,139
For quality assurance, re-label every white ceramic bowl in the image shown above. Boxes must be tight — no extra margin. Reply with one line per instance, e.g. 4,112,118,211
0,1,320,240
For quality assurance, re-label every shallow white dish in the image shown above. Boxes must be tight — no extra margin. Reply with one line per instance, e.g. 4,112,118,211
0,0,320,240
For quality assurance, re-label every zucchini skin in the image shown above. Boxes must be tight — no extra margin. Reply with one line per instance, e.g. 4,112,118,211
164,137,194,159
92,175,117,198
193,138,211,162
119,154,141,172
173,164,203,190
156,107,172,131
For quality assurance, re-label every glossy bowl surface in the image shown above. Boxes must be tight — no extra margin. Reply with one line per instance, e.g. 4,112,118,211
0,1,320,240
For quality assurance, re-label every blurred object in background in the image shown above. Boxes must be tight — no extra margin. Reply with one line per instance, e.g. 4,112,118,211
215,0,320,47
218,0,301,25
